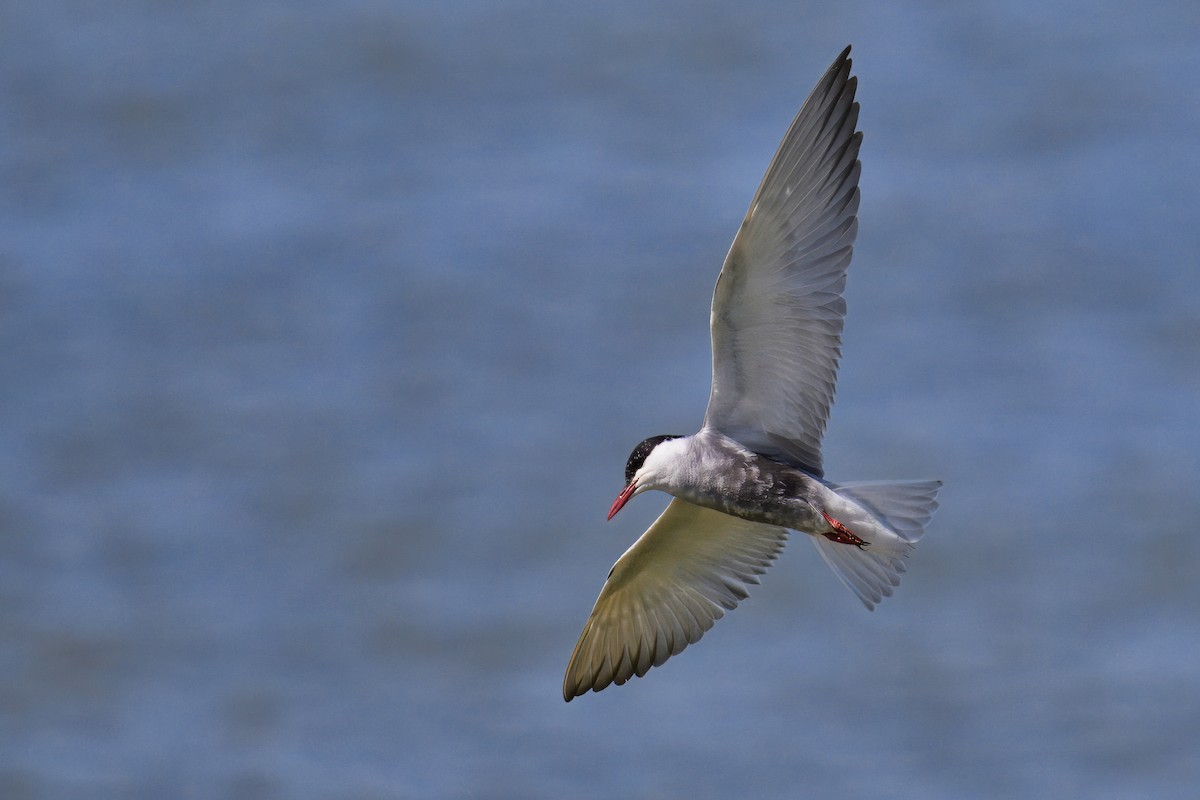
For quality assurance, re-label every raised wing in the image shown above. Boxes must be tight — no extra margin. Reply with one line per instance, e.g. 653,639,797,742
563,498,787,701
703,46,862,477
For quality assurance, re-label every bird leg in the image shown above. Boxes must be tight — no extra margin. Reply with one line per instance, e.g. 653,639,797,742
821,511,869,549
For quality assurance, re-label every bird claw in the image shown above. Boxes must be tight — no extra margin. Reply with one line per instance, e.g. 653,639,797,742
821,512,869,549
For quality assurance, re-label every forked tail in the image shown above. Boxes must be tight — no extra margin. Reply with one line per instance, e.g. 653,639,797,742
811,480,942,610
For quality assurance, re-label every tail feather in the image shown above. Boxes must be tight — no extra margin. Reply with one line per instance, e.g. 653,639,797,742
834,480,941,543
811,480,942,610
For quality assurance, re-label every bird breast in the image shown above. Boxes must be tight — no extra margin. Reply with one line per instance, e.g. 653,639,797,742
672,436,826,533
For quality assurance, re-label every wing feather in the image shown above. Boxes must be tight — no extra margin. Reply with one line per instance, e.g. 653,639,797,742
703,46,862,476
563,499,787,700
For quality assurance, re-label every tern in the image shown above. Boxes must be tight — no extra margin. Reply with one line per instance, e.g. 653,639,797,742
563,46,942,701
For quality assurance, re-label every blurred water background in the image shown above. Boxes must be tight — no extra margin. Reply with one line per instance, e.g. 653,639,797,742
2,1,1199,797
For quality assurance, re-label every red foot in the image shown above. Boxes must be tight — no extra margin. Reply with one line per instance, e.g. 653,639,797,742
821,511,869,549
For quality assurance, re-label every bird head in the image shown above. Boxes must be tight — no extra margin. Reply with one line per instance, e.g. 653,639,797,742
607,434,682,520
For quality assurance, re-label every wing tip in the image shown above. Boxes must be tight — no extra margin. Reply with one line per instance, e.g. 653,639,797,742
562,677,590,702
833,45,853,78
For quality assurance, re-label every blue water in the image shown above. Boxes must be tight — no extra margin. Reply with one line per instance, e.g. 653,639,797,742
3,1,1199,797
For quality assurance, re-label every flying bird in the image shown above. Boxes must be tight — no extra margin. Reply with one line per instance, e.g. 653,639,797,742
563,46,942,702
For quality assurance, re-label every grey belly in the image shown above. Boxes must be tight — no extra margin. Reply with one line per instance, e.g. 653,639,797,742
686,490,824,533
732,497,823,532
674,449,828,533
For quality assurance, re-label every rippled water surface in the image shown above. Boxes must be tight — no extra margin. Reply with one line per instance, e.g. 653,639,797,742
3,2,1199,797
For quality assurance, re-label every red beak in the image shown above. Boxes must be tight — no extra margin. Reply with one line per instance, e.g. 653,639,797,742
607,483,637,520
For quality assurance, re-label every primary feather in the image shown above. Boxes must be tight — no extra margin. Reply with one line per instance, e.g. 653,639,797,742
703,45,861,476
563,498,787,700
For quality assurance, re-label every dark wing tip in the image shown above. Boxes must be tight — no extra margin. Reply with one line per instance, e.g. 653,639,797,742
562,672,590,702
831,45,853,77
